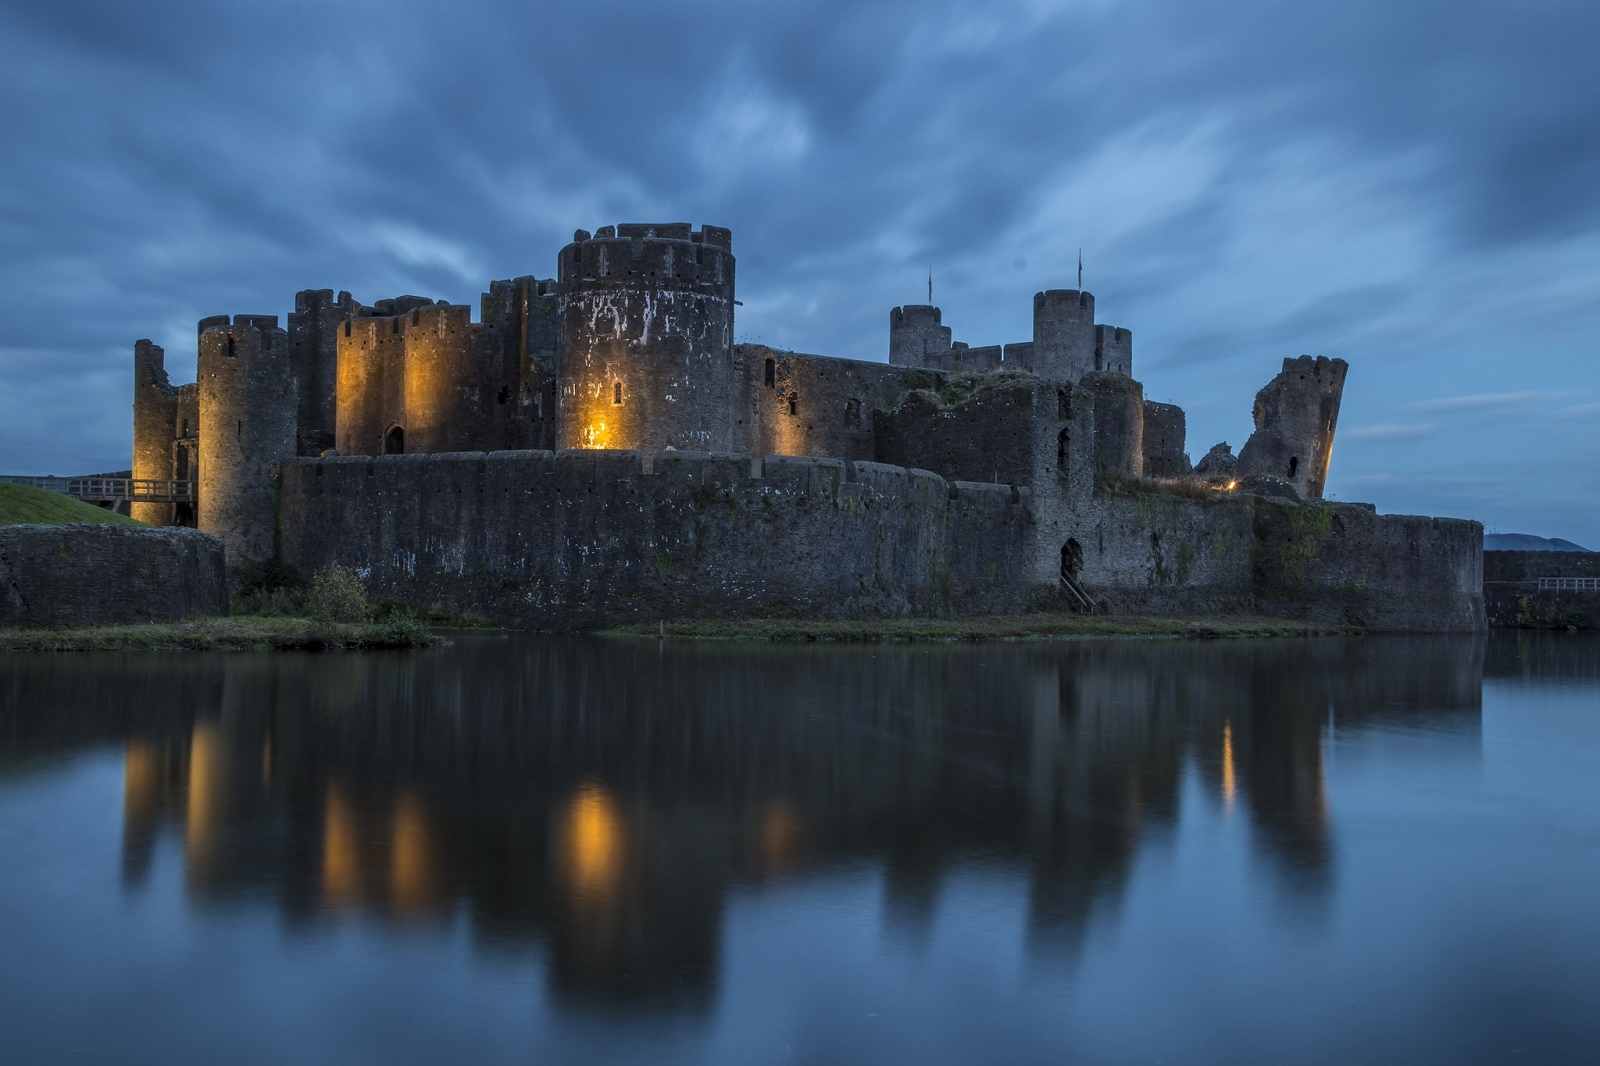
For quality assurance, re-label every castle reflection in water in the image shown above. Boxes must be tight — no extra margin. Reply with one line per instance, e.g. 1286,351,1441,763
2,636,1487,1012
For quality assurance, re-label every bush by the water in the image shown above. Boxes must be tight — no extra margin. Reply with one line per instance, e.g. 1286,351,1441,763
308,565,371,623
232,560,375,623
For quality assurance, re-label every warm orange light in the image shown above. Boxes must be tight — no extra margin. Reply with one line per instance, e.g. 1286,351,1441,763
123,740,160,823
390,792,436,915
185,722,220,878
759,800,803,872
580,421,611,449
1222,721,1237,811
562,782,623,900
322,781,361,907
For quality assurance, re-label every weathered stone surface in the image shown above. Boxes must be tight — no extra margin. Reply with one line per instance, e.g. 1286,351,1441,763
0,524,227,627
1193,442,1237,478
277,450,1033,627
1484,550,1600,627
1141,401,1189,477
1239,474,1301,502
1237,356,1347,499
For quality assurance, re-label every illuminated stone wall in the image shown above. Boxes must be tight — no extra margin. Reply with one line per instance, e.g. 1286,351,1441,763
554,225,735,454
734,345,933,463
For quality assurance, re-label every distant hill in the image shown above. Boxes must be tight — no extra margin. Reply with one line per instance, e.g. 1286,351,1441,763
1484,533,1592,552
0,482,139,527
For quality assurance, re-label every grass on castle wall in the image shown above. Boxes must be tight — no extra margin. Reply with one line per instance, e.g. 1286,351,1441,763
0,482,141,526
0,616,444,652
604,613,1361,643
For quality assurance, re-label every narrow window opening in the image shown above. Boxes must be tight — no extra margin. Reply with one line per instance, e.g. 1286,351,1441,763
412,310,420,326
498,385,511,405
226,336,236,358
845,397,862,426
1057,389,1069,420
344,320,351,338
788,393,798,417
1287,456,1299,478
236,419,242,441
383,424,405,455
613,381,623,405
391,318,398,334
764,358,776,387
1057,427,1070,475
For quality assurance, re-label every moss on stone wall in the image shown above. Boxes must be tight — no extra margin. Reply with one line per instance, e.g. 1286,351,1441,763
1254,501,1333,588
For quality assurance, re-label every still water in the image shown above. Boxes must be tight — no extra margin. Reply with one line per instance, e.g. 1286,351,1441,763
2,634,1598,1064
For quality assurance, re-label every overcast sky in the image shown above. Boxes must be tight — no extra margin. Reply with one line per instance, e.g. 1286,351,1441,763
2,0,1596,543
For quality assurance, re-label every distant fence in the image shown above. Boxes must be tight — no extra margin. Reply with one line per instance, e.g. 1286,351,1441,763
0,475,196,504
1538,577,1600,591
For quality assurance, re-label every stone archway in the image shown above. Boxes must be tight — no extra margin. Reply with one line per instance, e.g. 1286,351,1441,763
383,424,405,455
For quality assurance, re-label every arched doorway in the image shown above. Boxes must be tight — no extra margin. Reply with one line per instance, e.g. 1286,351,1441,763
383,424,405,455
1060,538,1084,584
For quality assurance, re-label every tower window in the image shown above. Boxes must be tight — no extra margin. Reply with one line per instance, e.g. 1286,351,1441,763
1287,456,1299,478
764,358,776,388
614,382,623,405
226,336,236,358
788,394,798,417
384,425,405,455
846,398,862,426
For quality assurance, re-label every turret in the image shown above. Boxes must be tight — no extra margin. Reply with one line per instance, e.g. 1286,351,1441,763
555,223,736,453
1031,290,1096,383
131,339,178,526
289,289,362,456
888,305,953,368
197,316,296,564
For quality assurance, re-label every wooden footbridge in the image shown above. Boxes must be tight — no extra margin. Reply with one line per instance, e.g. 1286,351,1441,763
0,475,196,504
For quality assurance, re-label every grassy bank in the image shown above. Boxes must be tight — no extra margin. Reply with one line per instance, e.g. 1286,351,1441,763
0,616,444,652
604,613,1361,643
0,482,140,526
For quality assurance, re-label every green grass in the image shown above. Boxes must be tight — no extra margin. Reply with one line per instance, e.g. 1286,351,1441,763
0,616,444,652
603,613,1361,643
0,482,141,526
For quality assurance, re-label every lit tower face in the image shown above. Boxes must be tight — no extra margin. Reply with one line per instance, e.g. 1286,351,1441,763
554,224,736,455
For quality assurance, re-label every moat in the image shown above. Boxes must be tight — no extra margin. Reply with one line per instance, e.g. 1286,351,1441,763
2,634,1597,1063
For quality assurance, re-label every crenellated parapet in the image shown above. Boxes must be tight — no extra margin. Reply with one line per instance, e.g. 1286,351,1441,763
555,223,737,453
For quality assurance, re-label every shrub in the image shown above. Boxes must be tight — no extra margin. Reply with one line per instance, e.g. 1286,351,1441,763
307,565,370,623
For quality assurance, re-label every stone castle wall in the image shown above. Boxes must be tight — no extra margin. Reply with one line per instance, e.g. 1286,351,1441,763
276,449,1034,626
736,345,936,463
555,225,736,453
0,525,227,627
1484,550,1600,627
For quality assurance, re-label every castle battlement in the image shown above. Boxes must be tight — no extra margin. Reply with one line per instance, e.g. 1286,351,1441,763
559,223,735,294
199,314,283,334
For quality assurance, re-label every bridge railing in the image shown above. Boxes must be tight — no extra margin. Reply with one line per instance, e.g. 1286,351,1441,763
1538,577,1600,591
0,475,196,504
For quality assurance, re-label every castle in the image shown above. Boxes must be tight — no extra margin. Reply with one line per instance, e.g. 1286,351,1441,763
131,223,1484,631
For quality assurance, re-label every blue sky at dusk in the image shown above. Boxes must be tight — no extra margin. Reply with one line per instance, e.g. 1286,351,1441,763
1,0,1596,543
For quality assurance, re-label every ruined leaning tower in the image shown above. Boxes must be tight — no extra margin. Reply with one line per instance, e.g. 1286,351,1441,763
554,223,736,453
197,315,296,562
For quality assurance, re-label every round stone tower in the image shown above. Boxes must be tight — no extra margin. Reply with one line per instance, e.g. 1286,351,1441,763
197,315,297,564
555,223,735,453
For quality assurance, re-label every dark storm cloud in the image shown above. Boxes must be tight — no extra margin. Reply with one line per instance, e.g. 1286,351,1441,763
2,0,1597,537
